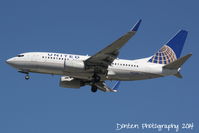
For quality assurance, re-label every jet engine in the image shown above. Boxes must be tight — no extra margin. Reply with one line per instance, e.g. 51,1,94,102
64,60,85,72
59,76,83,88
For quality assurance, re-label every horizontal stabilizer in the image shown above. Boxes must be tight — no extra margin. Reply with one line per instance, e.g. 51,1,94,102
163,53,192,69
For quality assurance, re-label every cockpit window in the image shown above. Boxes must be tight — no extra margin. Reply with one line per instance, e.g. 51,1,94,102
17,54,24,57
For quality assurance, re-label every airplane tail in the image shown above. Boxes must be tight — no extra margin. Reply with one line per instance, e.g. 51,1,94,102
148,30,188,64
163,53,192,78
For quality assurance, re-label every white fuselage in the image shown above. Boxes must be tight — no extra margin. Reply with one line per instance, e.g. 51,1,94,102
6,52,178,81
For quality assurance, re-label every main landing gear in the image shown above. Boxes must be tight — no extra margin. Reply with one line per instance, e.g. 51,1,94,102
91,85,97,93
91,74,101,93
92,74,100,83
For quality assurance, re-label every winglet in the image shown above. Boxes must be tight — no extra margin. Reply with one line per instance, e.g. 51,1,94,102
112,81,121,92
131,19,142,32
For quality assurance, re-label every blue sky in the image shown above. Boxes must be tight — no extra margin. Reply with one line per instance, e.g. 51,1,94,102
0,0,198,132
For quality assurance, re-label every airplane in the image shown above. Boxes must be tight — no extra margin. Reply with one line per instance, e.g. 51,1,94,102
6,19,192,93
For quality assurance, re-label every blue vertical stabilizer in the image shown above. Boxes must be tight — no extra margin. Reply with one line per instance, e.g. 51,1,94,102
148,30,188,64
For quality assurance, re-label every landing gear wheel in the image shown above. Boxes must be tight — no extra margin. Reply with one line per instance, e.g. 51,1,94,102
91,86,97,93
25,75,30,80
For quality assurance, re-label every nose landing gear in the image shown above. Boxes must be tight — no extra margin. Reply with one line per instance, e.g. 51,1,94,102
25,74,30,80
18,71,30,80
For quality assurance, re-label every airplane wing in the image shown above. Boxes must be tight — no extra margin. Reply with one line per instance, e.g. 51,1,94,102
84,19,142,74
94,81,121,92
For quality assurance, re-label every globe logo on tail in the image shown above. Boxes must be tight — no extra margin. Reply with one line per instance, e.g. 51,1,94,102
148,45,177,64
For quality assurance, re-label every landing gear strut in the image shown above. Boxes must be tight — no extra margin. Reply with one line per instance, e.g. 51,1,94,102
91,74,100,93
91,85,97,93
92,74,100,83
18,71,30,80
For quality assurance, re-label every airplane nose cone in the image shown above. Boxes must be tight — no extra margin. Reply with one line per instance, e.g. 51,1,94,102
6,58,13,64
6,58,15,66
6,57,22,69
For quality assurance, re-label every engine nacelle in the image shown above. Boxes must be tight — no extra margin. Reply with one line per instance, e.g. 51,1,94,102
64,60,85,72
59,76,81,88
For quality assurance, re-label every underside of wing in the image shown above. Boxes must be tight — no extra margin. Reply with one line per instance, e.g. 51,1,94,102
84,19,142,74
